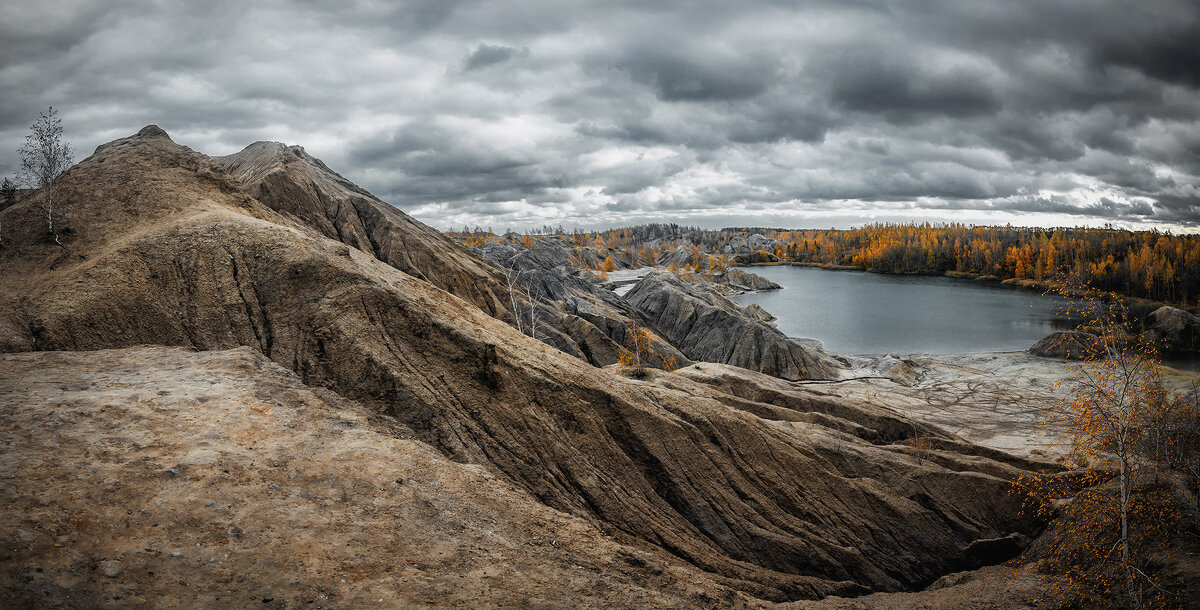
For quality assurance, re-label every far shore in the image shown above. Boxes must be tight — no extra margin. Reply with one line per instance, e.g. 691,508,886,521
740,260,1191,314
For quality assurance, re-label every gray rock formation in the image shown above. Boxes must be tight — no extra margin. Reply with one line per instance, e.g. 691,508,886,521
625,272,843,380
1029,330,1101,360
716,267,781,292
722,234,782,259
475,240,688,368
744,303,777,325
1146,306,1200,352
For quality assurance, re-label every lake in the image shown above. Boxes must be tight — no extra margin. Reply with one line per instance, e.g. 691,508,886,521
729,265,1075,355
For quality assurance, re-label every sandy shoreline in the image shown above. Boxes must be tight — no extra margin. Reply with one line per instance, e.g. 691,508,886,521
824,351,1199,459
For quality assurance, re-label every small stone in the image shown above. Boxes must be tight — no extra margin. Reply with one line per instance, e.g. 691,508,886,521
17,529,34,542
98,560,123,578
165,469,180,478
169,551,186,558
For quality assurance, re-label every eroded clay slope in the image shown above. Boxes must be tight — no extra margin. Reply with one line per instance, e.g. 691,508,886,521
215,141,648,366
0,127,1044,601
627,271,842,381
217,142,508,316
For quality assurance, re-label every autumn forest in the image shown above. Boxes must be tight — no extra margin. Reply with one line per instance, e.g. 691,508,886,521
458,223,1200,308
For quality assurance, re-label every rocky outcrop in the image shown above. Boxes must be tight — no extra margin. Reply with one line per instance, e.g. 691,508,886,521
0,127,1047,601
744,303,777,325
723,234,782,259
1028,330,1102,360
873,355,922,387
625,272,843,381
1146,306,1200,352
479,239,601,303
716,267,781,292
476,240,688,368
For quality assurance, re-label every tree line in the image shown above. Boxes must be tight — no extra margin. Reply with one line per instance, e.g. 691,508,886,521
765,224,1200,305
450,223,1200,307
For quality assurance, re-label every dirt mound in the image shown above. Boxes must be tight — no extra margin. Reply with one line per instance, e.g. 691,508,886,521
0,127,1047,601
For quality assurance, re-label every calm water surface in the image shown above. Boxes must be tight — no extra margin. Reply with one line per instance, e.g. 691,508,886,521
729,265,1074,355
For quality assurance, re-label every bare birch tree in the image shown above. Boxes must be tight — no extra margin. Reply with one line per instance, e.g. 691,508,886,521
18,107,73,244
502,253,540,340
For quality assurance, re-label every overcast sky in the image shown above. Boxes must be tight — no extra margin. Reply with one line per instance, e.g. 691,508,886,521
2,0,1199,231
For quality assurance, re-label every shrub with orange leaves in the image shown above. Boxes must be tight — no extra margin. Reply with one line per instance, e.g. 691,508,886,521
903,429,935,465
618,321,656,379
661,354,679,373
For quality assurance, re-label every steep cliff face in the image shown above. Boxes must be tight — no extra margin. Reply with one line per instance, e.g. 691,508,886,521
0,127,1046,601
626,272,843,381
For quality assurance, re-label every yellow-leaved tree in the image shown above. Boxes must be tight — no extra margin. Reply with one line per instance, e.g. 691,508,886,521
1016,285,1197,608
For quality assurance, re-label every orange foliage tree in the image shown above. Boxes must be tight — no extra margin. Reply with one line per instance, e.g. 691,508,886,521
1016,286,1195,607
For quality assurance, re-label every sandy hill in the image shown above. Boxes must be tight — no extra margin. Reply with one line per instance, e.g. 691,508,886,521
0,126,1053,605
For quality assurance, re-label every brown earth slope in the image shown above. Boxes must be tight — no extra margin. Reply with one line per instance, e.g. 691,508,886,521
0,126,1048,602
0,347,758,608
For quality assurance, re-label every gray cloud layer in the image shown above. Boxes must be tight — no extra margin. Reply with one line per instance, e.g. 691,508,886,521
2,0,1198,230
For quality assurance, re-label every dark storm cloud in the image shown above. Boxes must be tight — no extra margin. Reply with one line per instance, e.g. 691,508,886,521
2,0,1199,230
611,48,778,102
462,44,528,71
826,50,1000,123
